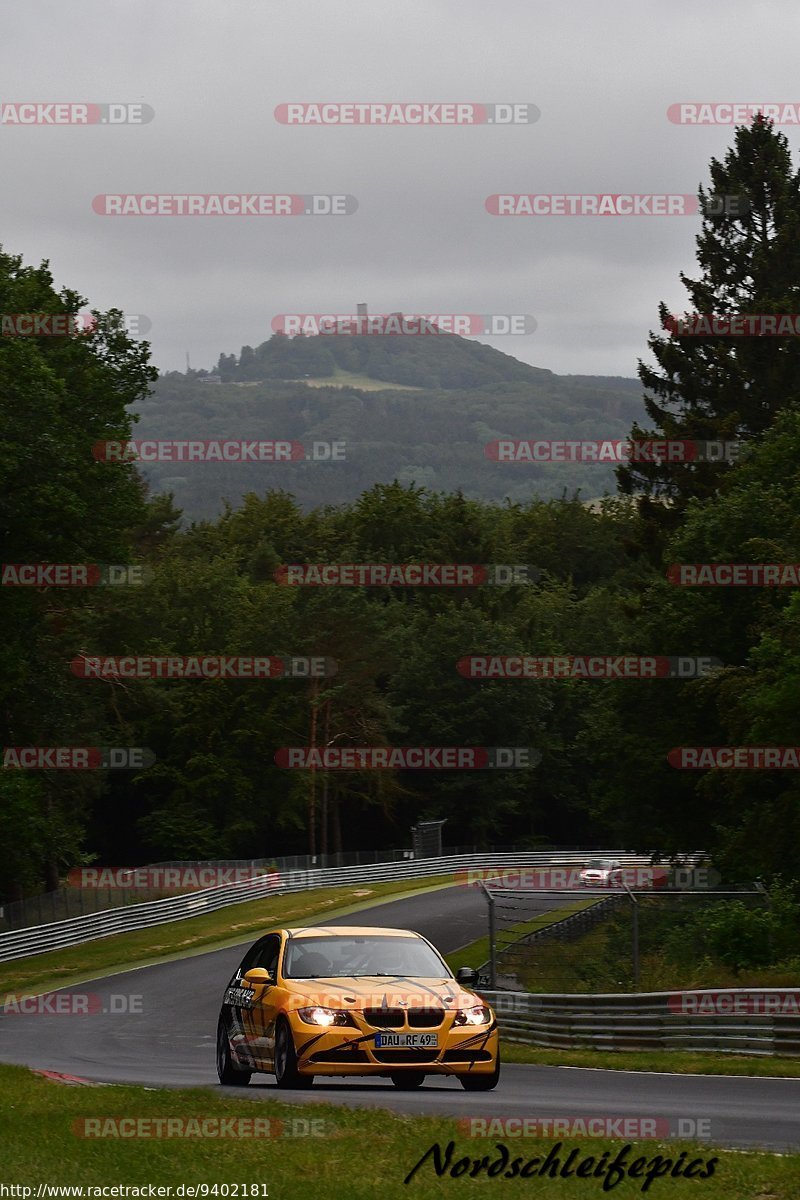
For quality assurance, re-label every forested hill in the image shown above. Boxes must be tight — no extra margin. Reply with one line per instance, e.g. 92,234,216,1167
134,332,645,518
213,327,554,388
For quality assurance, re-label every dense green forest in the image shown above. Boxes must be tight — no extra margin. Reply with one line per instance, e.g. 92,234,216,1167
2,116,799,907
141,364,644,517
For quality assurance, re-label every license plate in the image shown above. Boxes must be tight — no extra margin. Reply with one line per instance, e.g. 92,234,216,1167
374,1032,439,1048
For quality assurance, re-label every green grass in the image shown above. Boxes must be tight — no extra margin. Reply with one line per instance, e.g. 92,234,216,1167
499,1042,800,1077
0,875,455,998
0,1063,796,1198
513,917,617,992
284,368,423,391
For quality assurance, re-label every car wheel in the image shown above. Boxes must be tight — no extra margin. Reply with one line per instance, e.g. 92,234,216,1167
217,1018,251,1086
459,1054,500,1091
274,1018,314,1089
390,1072,425,1089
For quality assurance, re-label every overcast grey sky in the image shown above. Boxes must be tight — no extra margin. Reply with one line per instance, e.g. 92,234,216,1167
2,0,799,378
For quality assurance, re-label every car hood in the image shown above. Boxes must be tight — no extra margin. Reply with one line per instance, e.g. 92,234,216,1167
282,976,480,1011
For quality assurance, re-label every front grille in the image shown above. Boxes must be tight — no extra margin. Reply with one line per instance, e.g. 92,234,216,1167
408,1008,445,1028
311,1049,370,1063
363,1008,405,1028
442,1049,493,1063
362,1007,446,1029
372,1050,440,1064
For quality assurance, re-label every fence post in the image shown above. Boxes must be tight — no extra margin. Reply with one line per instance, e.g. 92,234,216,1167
755,880,771,961
479,882,497,989
632,898,639,989
622,881,640,989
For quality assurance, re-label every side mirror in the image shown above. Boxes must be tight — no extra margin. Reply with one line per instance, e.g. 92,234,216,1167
243,967,273,987
456,967,478,986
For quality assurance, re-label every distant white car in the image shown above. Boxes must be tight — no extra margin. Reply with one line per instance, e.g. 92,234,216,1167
579,858,623,887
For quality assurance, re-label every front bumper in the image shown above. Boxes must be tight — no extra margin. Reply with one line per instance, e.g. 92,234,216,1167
289,1012,500,1077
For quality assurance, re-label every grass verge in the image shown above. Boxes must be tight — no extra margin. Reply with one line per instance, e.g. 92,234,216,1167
499,1042,800,1077
0,875,455,998
0,1063,796,1198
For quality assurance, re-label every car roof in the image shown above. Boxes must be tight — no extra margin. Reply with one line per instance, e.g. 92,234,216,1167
284,925,422,939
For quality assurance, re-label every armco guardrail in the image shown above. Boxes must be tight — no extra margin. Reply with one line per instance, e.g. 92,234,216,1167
482,989,800,1057
0,843,601,932
0,850,654,964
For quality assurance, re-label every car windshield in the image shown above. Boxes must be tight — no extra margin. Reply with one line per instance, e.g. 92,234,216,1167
585,860,604,869
282,934,451,979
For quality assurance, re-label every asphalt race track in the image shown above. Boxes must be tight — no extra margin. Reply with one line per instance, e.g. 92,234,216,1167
1,885,800,1152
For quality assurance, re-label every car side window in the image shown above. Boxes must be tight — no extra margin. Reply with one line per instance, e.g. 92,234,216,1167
237,937,269,978
255,934,281,978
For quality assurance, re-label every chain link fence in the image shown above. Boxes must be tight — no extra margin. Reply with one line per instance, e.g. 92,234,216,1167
478,886,768,993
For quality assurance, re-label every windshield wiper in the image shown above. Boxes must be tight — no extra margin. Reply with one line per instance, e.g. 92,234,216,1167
375,972,447,978
289,973,363,980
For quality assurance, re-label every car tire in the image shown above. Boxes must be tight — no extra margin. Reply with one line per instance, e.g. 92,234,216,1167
390,1072,426,1089
217,1018,251,1086
459,1054,500,1091
274,1018,314,1089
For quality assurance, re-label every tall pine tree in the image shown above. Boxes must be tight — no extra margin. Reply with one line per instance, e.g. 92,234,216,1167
618,117,800,541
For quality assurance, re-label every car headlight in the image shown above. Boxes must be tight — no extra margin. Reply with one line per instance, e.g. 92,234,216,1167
453,1004,491,1026
296,1006,355,1027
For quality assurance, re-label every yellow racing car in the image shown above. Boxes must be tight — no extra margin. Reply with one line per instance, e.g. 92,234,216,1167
216,925,500,1090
